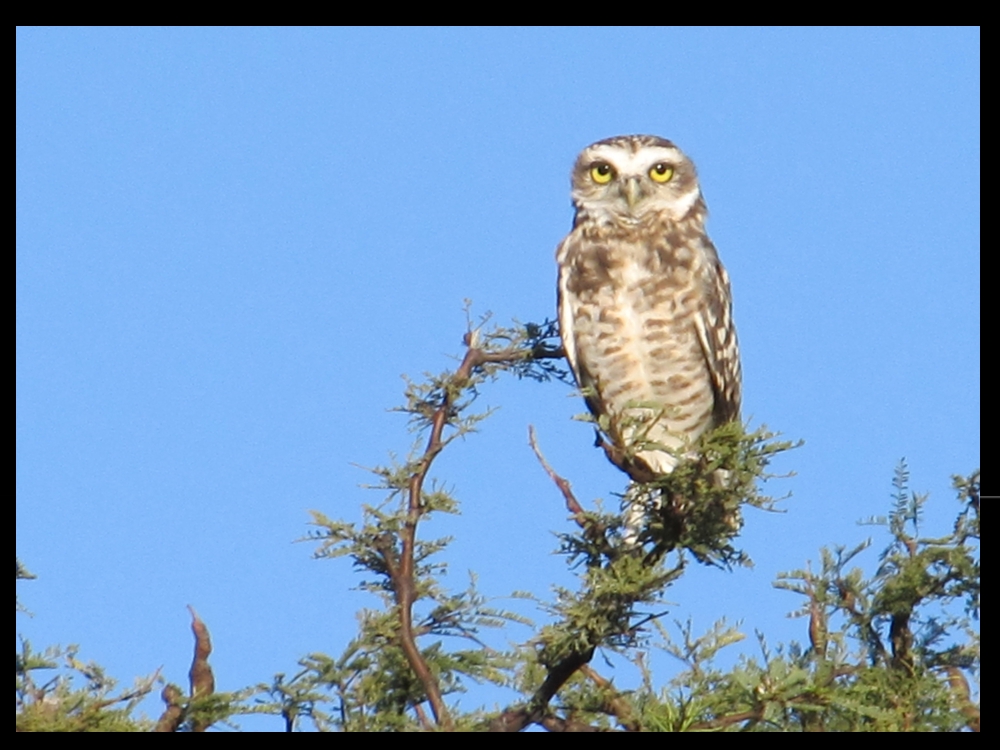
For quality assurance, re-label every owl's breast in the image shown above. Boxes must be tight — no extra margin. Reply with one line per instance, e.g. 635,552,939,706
558,233,718,443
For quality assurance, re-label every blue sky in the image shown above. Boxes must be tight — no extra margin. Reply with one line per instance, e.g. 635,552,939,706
17,27,979,728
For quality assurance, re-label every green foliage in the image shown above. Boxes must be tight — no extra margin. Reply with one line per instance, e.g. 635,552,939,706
630,421,799,567
608,464,980,733
16,319,980,731
16,639,155,732
15,577,259,732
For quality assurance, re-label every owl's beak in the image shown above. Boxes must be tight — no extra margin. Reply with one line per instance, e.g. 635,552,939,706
623,177,644,210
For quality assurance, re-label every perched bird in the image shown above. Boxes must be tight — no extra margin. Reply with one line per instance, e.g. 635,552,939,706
556,135,741,489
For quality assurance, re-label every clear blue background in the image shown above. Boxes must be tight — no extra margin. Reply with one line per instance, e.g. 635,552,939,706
17,27,979,728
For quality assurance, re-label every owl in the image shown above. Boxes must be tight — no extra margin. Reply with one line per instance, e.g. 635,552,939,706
556,135,741,487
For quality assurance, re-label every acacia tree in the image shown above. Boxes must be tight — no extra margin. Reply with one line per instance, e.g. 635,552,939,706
16,319,980,731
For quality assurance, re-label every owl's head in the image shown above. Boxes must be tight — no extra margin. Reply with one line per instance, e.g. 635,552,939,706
570,135,704,225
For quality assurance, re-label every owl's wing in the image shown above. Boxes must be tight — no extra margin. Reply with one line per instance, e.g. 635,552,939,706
556,235,583,387
556,235,604,420
693,255,742,424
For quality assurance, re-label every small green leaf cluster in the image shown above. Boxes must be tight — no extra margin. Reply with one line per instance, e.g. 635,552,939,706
16,639,155,732
630,421,800,566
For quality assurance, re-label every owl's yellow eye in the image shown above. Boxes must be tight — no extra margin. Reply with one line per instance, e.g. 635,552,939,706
649,163,674,183
590,162,614,184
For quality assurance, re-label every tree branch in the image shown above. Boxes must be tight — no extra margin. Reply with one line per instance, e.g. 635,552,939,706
490,645,595,732
392,332,559,731
528,425,585,519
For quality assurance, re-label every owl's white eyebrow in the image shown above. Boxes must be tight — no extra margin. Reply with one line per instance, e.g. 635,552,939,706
585,146,682,174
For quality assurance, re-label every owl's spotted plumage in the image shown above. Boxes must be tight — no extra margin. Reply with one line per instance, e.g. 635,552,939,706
556,135,741,485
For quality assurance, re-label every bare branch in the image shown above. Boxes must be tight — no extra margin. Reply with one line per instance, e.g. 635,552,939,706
528,425,585,519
